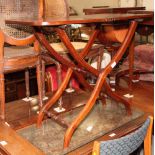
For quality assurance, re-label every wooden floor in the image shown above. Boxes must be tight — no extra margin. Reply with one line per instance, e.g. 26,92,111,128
115,79,154,116
5,79,154,130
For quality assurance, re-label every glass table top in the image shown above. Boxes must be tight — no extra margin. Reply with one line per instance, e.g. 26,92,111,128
17,98,143,155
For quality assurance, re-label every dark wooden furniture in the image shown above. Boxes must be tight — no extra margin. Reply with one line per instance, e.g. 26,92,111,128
6,12,152,148
128,10,154,38
92,6,109,8
83,7,146,15
5,70,38,102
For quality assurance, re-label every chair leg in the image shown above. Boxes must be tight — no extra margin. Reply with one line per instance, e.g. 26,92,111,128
128,38,134,90
144,116,153,155
92,141,100,155
36,62,43,108
25,69,30,99
0,73,5,120
56,63,64,109
41,60,46,98
97,47,104,71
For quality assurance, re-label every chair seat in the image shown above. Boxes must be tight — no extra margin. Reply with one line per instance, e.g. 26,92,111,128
134,44,154,64
50,42,101,54
4,46,38,59
123,44,154,70
122,44,154,81
3,46,39,72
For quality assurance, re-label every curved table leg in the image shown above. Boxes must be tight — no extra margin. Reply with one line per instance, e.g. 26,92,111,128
37,68,73,127
34,29,94,92
64,67,108,148
34,30,95,127
63,21,137,147
103,82,131,114
128,38,134,90
115,38,135,91
58,21,137,113
35,21,137,147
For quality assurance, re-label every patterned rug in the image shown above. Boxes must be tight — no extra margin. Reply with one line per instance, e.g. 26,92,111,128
17,99,143,155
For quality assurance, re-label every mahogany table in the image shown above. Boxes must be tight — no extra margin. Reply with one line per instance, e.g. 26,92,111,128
83,9,154,90
83,7,146,15
6,13,152,148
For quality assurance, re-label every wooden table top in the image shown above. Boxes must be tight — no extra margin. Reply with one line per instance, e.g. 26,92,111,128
83,7,146,14
5,13,153,26
128,10,154,26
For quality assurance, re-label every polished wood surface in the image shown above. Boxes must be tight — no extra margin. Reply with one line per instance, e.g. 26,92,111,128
5,13,153,26
83,7,146,15
116,80,154,116
128,10,154,26
0,120,45,155
0,144,11,155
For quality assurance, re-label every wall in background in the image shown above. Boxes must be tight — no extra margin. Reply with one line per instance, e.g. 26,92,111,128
67,0,119,15
140,0,154,10
118,0,154,10
67,0,154,15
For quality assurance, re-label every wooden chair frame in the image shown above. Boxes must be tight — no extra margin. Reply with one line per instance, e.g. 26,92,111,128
0,31,42,120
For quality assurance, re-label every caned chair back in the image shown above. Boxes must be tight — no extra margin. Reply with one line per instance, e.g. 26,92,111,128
38,0,69,18
92,116,153,155
0,0,39,38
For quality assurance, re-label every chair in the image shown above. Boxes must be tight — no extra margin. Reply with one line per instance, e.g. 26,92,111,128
0,0,42,120
92,116,153,155
118,44,154,82
116,11,154,84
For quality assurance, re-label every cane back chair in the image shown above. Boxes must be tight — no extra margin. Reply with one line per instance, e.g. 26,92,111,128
92,116,153,155
0,0,42,120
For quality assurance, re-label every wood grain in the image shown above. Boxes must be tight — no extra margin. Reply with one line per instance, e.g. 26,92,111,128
0,120,45,155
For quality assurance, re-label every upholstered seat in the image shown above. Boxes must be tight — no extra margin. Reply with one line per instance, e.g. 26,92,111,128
134,44,154,68
92,116,153,155
122,44,154,81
